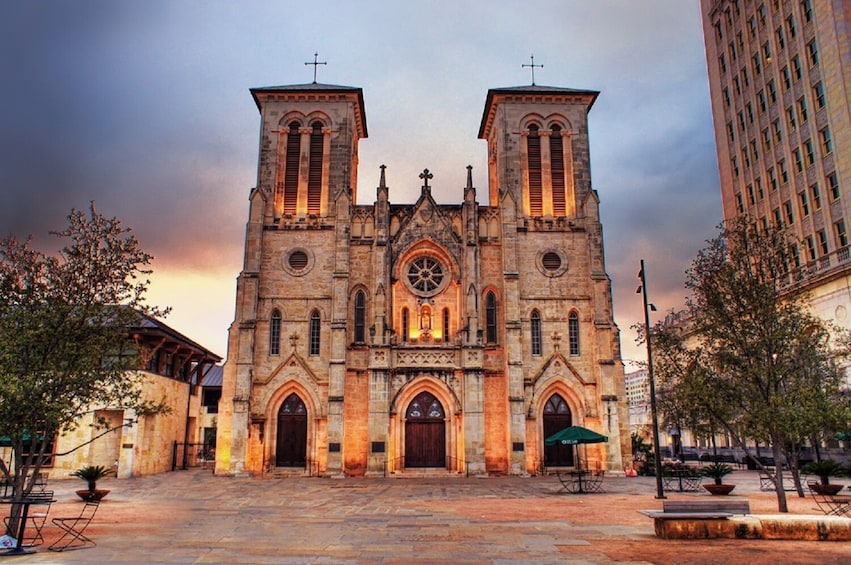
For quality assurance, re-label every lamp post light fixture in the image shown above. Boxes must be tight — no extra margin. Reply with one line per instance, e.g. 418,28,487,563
637,259,665,499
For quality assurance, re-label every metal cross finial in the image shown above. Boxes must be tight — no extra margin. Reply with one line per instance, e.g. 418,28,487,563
305,52,327,83
522,54,543,86
419,168,433,189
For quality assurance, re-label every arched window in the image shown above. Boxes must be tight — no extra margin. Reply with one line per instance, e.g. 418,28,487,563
442,308,450,343
526,124,542,215
270,310,282,355
307,121,324,214
401,307,409,343
550,125,566,216
354,291,366,343
568,311,580,356
531,310,542,356
283,122,300,215
485,291,498,344
309,310,320,356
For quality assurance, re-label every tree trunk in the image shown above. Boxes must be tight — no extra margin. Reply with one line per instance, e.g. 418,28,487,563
771,440,788,512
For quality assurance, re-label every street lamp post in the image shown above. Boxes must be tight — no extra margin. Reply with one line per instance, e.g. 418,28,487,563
638,259,665,499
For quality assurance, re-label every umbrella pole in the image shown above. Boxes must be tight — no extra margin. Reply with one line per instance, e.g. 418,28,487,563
576,445,583,493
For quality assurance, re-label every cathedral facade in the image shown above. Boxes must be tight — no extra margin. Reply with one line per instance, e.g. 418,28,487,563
215,79,630,477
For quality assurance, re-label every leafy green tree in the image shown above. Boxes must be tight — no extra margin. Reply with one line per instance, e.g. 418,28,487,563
678,218,850,512
0,204,168,534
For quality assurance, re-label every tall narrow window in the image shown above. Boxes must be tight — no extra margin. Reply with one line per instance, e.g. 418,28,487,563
817,229,829,256
307,121,324,214
526,125,542,215
550,125,566,215
568,311,580,356
835,220,848,248
354,291,366,343
401,308,409,343
270,310,282,355
442,308,450,343
309,311,320,356
485,291,498,344
283,122,300,215
531,310,542,356
827,173,840,200
820,127,833,155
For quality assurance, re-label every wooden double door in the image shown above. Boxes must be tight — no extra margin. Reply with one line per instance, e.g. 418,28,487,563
543,393,575,467
276,393,307,467
405,391,446,468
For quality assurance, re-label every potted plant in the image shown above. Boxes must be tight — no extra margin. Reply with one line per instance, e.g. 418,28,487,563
71,464,113,501
701,462,735,495
802,459,845,495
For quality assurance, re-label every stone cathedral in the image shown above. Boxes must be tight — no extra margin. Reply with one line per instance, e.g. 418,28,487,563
216,77,630,477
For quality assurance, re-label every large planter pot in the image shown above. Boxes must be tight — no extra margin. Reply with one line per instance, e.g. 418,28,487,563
811,483,844,495
76,489,110,501
703,483,736,495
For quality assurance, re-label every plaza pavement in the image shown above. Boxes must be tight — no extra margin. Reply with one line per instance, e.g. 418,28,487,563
3,468,849,564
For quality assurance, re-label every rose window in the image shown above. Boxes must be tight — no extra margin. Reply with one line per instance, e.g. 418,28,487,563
407,257,445,294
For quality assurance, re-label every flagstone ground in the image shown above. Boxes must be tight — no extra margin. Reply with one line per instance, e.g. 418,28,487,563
4,468,849,564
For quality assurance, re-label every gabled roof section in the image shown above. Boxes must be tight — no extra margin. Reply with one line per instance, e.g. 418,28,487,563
130,310,222,364
250,82,368,138
478,84,600,139
200,365,223,387
391,184,463,261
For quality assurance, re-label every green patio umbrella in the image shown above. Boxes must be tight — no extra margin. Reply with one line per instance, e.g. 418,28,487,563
545,426,608,474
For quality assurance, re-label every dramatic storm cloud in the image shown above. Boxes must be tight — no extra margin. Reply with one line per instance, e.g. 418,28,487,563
0,0,721,362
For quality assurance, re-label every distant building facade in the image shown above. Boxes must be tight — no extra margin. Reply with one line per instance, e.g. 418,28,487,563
216,79,630,477
624,368,650,436
700,0,851,384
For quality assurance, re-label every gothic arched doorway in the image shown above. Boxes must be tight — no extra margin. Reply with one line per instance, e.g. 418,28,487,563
543,393,575,467
405,391,446,468
276,393,307,467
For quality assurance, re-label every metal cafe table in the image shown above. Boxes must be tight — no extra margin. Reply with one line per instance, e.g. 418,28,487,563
1,492,55,555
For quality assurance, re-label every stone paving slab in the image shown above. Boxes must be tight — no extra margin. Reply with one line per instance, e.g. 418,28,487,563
1,469,849,564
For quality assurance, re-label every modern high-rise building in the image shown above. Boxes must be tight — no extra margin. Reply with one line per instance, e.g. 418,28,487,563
699,0,851,355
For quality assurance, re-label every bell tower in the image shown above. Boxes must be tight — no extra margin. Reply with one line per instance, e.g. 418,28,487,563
478,84,598,219
250,82,367,223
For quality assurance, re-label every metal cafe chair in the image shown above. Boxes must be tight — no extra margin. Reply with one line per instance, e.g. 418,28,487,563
48,500,100,552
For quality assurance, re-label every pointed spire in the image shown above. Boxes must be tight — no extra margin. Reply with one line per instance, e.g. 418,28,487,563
379,164,387,189
466,165,473,189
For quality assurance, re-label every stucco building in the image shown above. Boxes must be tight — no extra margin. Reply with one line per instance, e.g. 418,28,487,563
216,77,630,477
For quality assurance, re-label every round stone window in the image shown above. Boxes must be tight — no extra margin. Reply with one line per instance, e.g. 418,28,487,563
283,248,314,276
405,256,447,296
536,248,568,278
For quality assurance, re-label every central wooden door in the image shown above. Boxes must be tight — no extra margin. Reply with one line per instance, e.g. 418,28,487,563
543,393,574,467
276,393,307,467
405,391,446,468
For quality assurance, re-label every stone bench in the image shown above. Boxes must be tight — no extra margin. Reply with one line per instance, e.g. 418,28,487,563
640,499,751,539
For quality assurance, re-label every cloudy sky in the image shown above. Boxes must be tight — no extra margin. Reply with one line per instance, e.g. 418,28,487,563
0,0,721,366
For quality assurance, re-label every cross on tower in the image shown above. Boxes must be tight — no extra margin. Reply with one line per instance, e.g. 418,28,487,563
289,332,300,350
305,52,327,83
522,54,543,86
419,168,433,189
